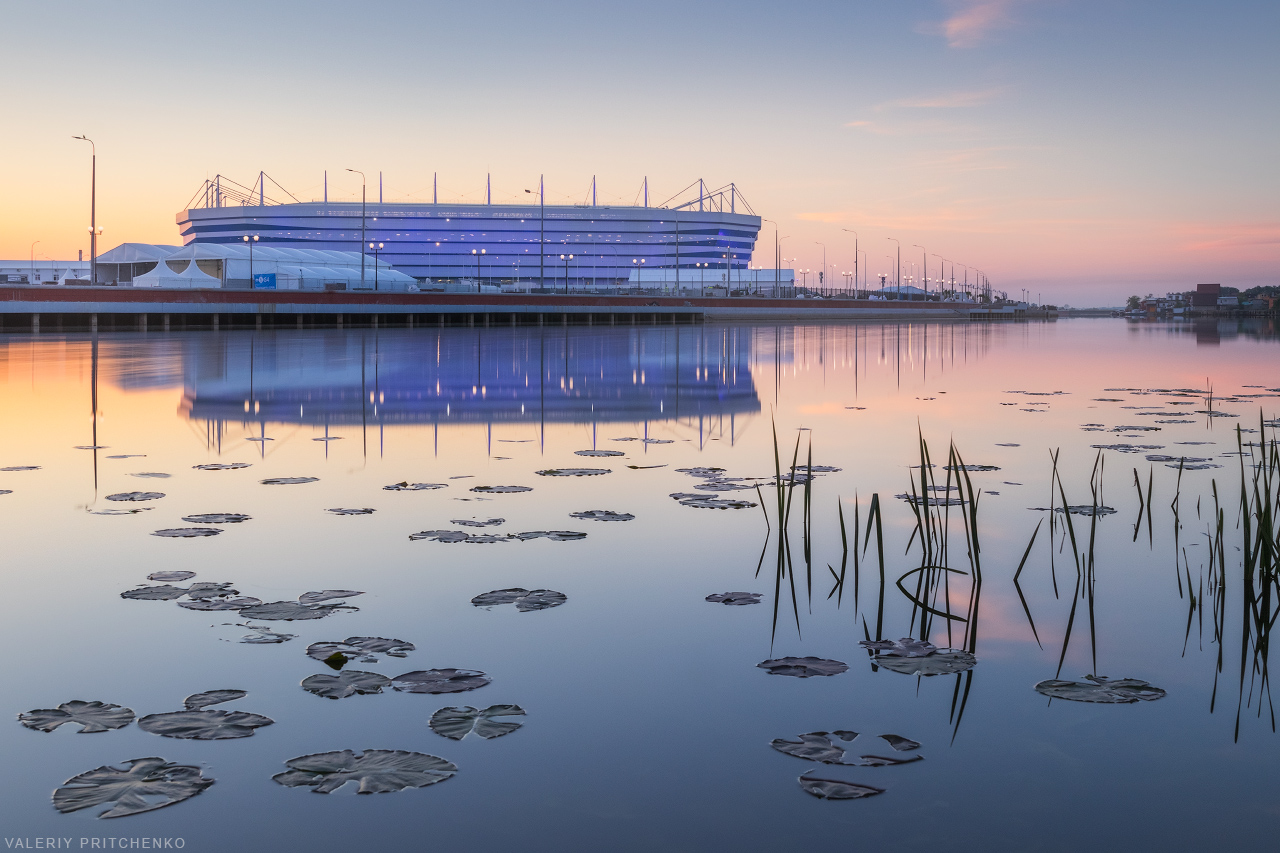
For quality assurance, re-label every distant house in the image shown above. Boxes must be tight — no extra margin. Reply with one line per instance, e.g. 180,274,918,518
1191,283,1220,307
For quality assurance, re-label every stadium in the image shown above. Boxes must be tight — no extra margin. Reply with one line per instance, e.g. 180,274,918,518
175,174,763,290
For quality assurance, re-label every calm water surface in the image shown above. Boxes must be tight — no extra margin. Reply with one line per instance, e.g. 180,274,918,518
1,318,1278,851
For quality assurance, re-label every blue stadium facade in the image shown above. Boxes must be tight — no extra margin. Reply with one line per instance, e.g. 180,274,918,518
176,181,761,287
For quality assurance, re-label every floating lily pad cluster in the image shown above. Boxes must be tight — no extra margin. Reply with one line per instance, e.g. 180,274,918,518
1034,675,1166,704
409,529,585,543
669,492,757,511
770,731,923,800
569,510,634,521
706,592,762,605
859,639,977,676
471,588,567,611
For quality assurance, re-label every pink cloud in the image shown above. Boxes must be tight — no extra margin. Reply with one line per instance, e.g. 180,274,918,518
920,0,1024,48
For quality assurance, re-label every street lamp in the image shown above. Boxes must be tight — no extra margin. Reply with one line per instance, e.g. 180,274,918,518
371,242,386,290
814,242,826,296
243,235,259,287
471,247,486,291
559,253,574,295
72,135,96,284
630,257,645,291
887,237,901,294
346,169,366,286
841,229,858,298
912,244,928,299
524,176,544,289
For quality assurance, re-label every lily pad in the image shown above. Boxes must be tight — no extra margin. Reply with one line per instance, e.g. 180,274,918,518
301,670,392,699
384,482,447,491
757,657,849,678
574,450,625,457
148,571,195,582
874,651,976,676
19,701,135,733
391,669,491,694
536,468,610,477
184,690,247,710
53,757,214,818
1028,505,1117,517
138,710,274,740
514,530,588,541
706,592,763,605
943,464,1000,472
92,508,152,515
410,530,470,543
74,445,108,450
451,518,505,527
106,492,164,502
797,773,884,801
464,534,509,544
471,485,532,493
181,513,250,524
299,590,364,604
694,481,758,491
0,490,12,495
881,734,920,751
1034,675,1166,703
672,492,758,510
570,510,634,521
272,749,456,794
246,437,274,442
307,637,416,669
184,582,239,600
107,455,145,459
770,731,860,763
129,472,171,479
429,705,526,740
792,465,842,473
193,463,251,470
896,493,966,507
152,527,221,538
239,601,356,621
676,467,727,478
121,584,189,601
312,436,344,441
261,477,318,485
471,588,567,611
0,465,40,471
860,638,938,658
177,597,262,611
1090,443,1163,453
237,624,295,644
328,507,376,515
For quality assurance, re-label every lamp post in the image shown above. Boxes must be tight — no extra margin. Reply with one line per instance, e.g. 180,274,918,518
912,244,928,299
857,249,867,296
762,219,780,298
630,257,645,290
559,253,573,294
525,177,544,290
371,242,385,290
346,169,366,286
243,235,258,287
933,254,947,300
887,237,900,294
471,247,486,291
30,241,39,285
814,242,826,296
841,228,858,298
72,136,96,284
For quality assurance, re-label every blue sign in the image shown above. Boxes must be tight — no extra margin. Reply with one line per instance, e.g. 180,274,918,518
253,273,276,290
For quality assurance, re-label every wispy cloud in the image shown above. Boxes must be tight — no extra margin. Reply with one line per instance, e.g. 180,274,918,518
1176,223,1280,252
889,86,1010,109
919,0,1025,48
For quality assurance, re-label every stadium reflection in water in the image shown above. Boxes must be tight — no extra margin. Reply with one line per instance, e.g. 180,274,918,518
176,325,760,437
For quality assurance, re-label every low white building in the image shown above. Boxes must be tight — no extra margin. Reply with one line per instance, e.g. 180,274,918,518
0,259,91,284
93,243,416,291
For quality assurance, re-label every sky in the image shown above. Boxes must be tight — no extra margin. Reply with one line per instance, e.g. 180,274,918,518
0,0,1276,305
